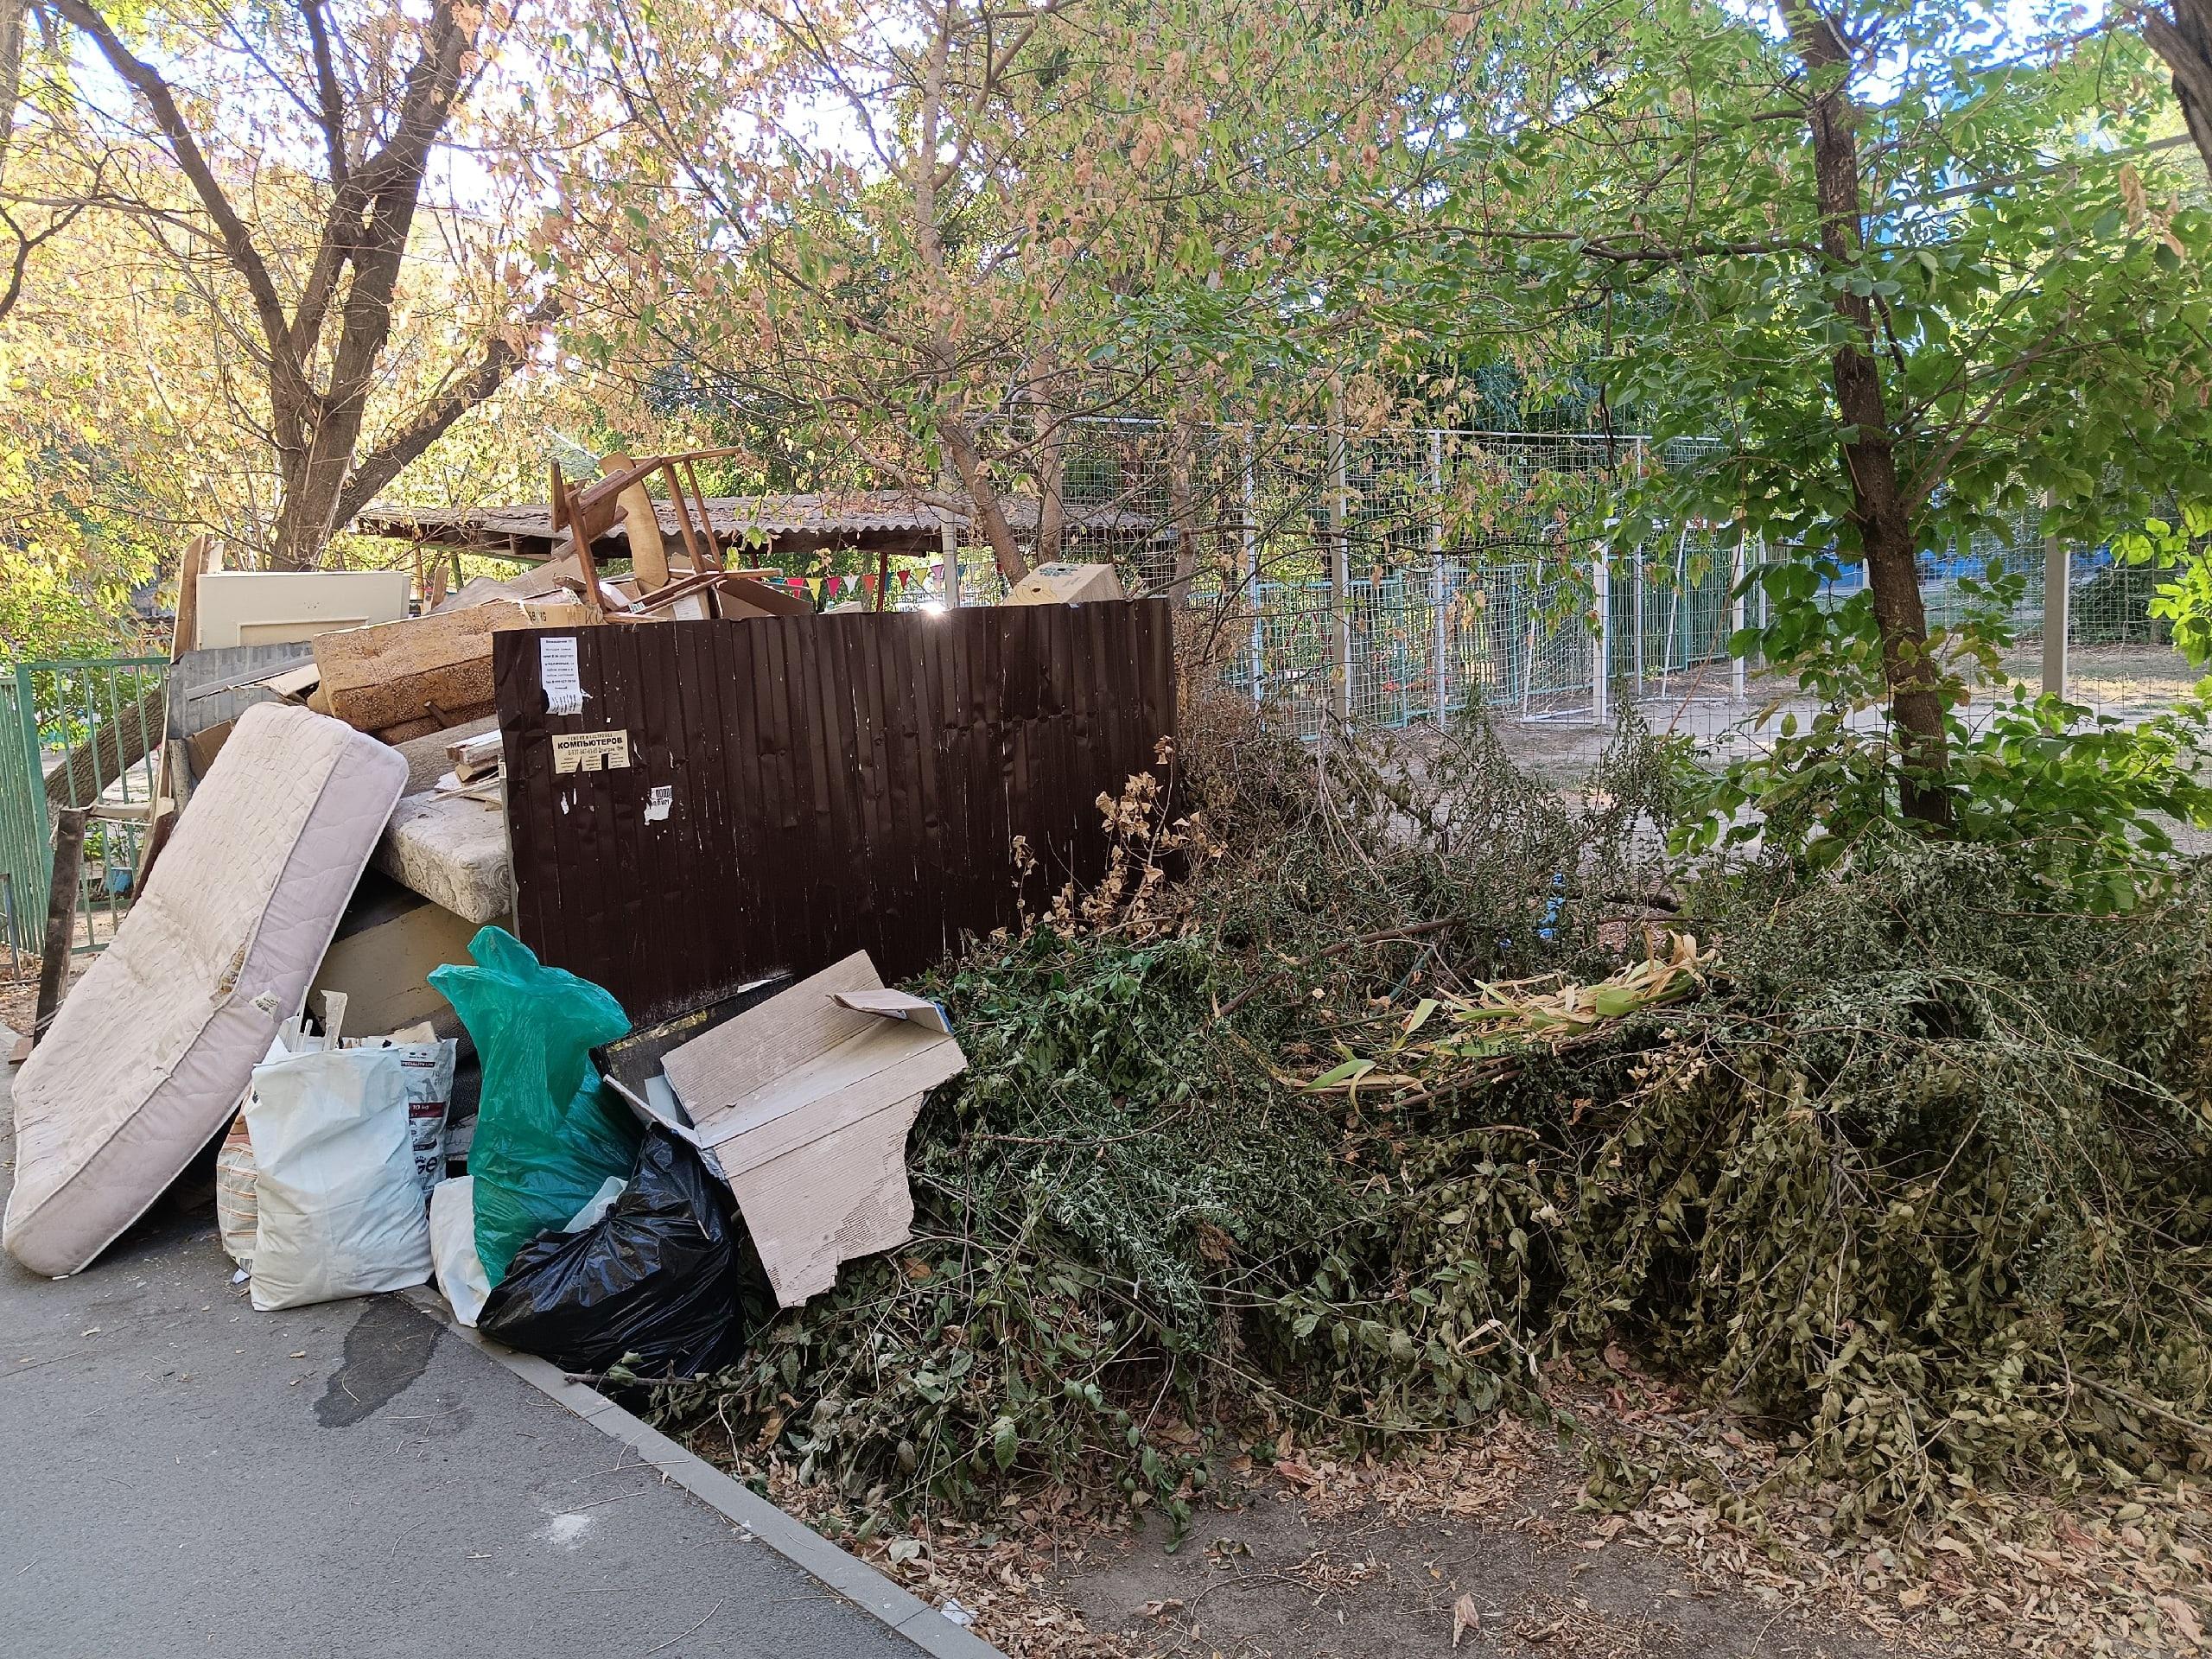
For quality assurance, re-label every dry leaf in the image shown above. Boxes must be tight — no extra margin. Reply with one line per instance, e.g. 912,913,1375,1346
1452,1592,1481,1648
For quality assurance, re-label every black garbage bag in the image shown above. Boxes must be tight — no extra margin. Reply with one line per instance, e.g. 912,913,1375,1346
478,1128,753,1378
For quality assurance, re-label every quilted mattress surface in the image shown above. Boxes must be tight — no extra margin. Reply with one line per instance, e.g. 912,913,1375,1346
3,702,408,1276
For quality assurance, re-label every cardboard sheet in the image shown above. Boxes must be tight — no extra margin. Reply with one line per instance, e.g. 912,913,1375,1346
660,952,965,1306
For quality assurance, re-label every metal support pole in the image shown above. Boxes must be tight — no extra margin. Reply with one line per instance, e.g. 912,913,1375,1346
1329,390,1351,725
1732,531,1748,698
1758,532,1770,636
1427,429,1447,723
1631,544,1645,700
1592,548,1611,726
2042,496,2067,699
1243,440,1262,707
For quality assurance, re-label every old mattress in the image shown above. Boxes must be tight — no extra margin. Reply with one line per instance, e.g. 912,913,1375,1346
3,702,408,1276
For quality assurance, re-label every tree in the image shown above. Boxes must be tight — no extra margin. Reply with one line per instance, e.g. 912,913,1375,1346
532,0,1463,583
41,0,560,567
2138,0,2212,176
1307,0,2212,828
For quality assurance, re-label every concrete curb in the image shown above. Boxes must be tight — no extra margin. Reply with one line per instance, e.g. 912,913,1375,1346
399,1286,1004,1659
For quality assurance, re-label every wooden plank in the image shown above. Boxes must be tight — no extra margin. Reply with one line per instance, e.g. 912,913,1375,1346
601,454,671,593
170,535,210,660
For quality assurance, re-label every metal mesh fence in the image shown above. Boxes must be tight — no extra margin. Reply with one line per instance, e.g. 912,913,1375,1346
925,417,2201,738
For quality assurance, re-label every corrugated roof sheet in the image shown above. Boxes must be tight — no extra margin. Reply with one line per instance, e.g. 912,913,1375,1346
355,490,1147,559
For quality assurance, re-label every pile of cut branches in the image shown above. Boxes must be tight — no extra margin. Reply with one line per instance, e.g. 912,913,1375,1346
639,698,2212,1546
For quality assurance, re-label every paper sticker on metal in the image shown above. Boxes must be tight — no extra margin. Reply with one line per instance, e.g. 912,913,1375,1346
551,731,630,773
539,636,583,715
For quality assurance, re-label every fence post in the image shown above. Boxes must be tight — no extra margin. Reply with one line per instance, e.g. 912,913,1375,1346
1243,438,1262,706
1427,428,1446,723
14,664,44,926
2042,494,2067,699
1591,547,1610,726
1732,531,1748,698
1329,389,1351,725
1631,543,1645,700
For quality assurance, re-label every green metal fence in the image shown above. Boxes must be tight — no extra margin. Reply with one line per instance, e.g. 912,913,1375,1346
0,657,170,961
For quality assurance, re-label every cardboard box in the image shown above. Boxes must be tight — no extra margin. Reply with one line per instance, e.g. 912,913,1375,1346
657,952,966,1306
1004,562,1126,606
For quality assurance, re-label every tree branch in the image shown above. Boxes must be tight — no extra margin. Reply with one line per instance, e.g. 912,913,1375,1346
298,0,351,189
333,294,561,525
50,0,292,360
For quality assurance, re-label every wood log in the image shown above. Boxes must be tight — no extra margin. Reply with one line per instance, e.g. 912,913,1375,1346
42,683,166,809
31,808,88,1049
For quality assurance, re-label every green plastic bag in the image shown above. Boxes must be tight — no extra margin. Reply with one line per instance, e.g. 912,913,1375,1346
430,927,638,1286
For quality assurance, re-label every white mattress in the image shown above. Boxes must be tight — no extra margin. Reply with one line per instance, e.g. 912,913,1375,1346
3,703,408,1276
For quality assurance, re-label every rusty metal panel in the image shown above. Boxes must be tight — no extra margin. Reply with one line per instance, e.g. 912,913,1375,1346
493,603,1176,1021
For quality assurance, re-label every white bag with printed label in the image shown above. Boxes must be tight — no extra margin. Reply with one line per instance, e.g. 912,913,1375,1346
246,1043,432,1311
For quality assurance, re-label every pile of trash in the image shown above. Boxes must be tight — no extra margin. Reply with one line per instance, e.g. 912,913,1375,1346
0,517,1125,1380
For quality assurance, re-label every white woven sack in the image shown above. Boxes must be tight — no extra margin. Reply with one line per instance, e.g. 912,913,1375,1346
246,1045,431,1311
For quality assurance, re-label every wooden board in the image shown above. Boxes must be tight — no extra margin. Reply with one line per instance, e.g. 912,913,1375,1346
493,603,1176,1021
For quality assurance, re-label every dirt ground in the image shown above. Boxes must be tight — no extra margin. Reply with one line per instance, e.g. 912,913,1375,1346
736,1362,2208,1659
1057,1451,1905,1659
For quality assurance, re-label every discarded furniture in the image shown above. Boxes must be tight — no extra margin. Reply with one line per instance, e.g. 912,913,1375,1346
311,598,543,741
373,789,511,927
308,870,480,1039
492,601,1177,1017
3,703,406,1276
193,569,411,648
658,952,966,1306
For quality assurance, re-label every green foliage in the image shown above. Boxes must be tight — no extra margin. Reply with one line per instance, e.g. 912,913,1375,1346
640,703,2212,1542
1675,687,2212,911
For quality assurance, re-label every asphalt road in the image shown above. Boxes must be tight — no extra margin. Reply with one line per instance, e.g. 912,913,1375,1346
0,1053,927,1659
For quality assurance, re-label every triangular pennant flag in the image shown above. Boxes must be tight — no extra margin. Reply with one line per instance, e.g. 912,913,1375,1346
896,569,911,587
807,577,824,599
827,575,843,595
861,573,879,595
930,563,944,584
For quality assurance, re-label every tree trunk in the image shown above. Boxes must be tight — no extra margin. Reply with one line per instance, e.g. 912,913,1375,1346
270,405,365,569
2144,1,2212,181
1782,0,1949,824
0,0,26,194
940,416,1030,582
1168,410,1198,602
1029,353,1065,564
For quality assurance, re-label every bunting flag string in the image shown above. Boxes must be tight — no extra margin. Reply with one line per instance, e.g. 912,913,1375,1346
806,577,824,600
895,569,911,588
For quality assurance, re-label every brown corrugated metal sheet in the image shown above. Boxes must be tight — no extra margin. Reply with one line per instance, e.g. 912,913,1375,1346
359,491,1154,563
493,602,1176,1020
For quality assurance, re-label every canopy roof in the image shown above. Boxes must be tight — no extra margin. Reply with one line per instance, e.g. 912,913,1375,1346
354,490,1150,564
